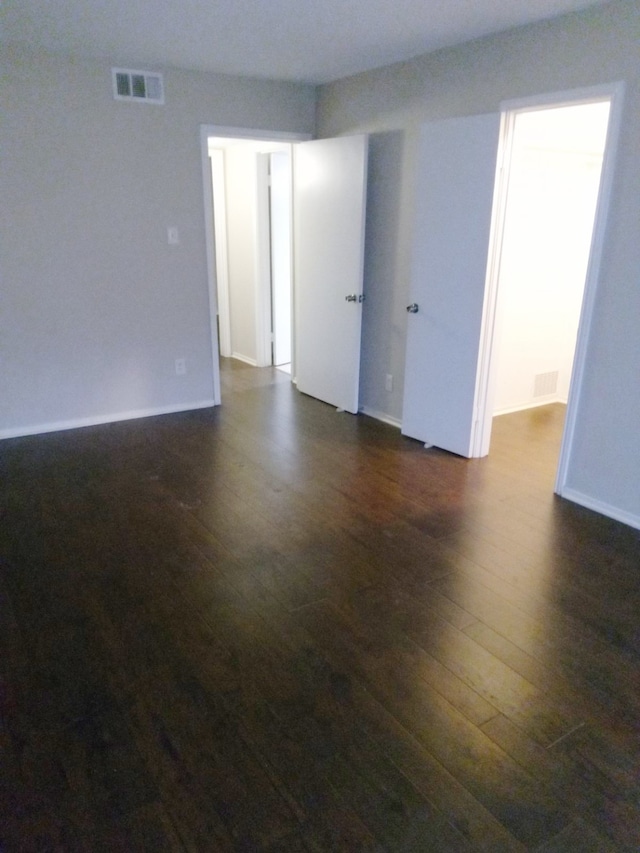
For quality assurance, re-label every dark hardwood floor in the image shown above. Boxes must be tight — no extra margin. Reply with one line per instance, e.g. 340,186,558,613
2,357,640,851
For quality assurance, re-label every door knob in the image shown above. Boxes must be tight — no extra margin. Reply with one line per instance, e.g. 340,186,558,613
345,294,358,302
406,303,419,314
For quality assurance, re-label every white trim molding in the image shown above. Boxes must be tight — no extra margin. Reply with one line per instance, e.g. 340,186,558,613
554,81,625,493
209,149,232,358
359,406,402,429
0,400,215,441
559,488,640,532
230,352,258,366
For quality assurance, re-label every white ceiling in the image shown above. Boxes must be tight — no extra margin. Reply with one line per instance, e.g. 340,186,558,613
1,0,610,85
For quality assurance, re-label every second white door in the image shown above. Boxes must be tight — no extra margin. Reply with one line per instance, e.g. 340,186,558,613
401,114,500,455
294,135,369,414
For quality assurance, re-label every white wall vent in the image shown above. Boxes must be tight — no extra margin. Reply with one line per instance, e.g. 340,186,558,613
112,68,164,104
533,370,559,397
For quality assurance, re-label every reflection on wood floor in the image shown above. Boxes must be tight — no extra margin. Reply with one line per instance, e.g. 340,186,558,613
2,356,640,851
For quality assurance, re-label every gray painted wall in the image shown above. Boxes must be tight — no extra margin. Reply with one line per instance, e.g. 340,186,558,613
316,0,640,525
2,3,639,527
0,44,314,434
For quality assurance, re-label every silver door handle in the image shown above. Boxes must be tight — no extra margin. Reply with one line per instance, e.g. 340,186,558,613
406,303,419,314
345,294,358,302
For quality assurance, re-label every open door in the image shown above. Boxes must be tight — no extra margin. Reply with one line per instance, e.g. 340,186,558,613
294,135,368,414
401,114,500,456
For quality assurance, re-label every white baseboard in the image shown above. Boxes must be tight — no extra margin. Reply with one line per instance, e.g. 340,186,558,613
359,406,402,429
494,397,568,417
231,352,258,366
559,487,640,531
0,399,216,441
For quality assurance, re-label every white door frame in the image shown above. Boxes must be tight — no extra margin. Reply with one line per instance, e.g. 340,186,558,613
200,125,310,403
208,149,232,359
470,82,625,494
270,150,294,367
255,151,273,368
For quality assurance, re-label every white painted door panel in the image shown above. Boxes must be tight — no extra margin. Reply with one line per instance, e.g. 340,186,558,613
294,135,368,414
401,114,500,456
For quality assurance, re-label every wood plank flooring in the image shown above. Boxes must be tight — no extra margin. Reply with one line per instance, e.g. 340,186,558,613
1,357,640,851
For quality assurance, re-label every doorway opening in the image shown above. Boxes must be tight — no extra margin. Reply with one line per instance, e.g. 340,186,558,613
201,126,369,414
474,86,623,495
490,101,610,421
200,126,309,406
208,136,294,374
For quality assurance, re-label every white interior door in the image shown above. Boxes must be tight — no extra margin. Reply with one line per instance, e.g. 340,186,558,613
401,114,500,456
294,135,368,414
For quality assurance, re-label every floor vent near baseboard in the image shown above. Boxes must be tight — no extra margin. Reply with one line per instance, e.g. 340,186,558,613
112,68,164,104
533,370,559,397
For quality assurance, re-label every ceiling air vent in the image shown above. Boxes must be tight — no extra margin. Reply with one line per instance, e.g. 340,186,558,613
112,68,164,104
